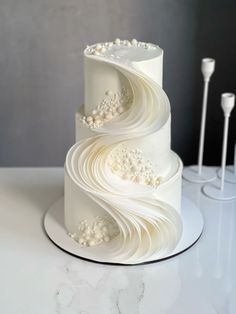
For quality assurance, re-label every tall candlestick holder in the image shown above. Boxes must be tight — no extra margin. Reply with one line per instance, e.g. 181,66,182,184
217,142,236,183
203,93,236,201
183,58,217,183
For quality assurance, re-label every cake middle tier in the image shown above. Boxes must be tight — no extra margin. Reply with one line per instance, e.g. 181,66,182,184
76,107,174,179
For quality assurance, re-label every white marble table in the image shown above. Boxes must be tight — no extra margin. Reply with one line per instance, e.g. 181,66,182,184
0,168,235,314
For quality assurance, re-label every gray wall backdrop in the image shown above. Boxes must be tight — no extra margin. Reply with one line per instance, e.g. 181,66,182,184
0,0,235,166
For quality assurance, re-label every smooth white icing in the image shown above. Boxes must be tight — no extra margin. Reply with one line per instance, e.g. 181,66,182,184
65,39,183,263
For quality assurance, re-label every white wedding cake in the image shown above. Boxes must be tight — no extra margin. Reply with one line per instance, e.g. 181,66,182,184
64,39,183,264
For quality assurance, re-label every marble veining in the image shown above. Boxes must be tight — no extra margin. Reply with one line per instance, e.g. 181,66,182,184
55,260,146,314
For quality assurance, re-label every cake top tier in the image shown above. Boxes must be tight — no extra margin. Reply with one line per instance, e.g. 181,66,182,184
83,39,163,116
84,38,163,63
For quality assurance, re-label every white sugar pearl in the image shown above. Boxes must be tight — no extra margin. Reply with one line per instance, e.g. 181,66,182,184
92,109,97,115
127,41,131,47
86,116,93,122
95,118,102,124
114,38,121,45
102,226,108,232
108,42,113,48
94,51,100,56
95,232,102,239
101,47,106,53
131,38,138,45
96,43,102,51
104,236,110,242
89,240,95,246
117,106,124,114
105,113,113,120
150,178,156,185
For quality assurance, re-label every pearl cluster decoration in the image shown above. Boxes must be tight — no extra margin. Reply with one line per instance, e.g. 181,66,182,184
108,145,161,188
85,38,156,57
81,87,133,129
68,215,119,247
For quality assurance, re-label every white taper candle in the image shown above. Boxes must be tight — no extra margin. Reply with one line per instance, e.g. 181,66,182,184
220,93,235,191
198,58,215,175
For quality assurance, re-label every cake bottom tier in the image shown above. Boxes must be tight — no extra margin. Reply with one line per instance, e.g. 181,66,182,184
64,150,183,262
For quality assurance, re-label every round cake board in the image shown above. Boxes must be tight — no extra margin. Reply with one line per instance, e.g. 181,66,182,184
44,197,204,265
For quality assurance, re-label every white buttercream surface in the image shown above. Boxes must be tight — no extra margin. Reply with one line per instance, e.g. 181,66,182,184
85,41,162,62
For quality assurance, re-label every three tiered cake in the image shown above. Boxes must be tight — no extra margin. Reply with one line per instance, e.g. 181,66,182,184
64,39,183,264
